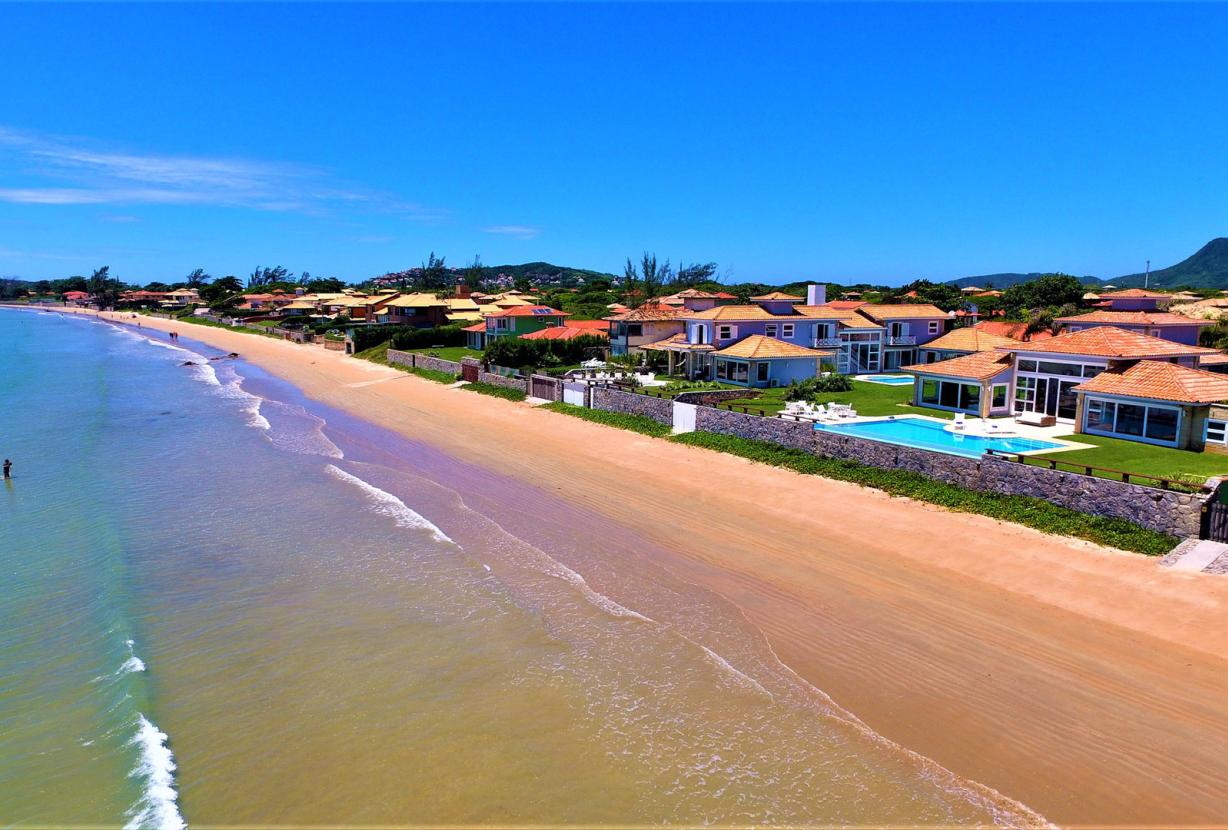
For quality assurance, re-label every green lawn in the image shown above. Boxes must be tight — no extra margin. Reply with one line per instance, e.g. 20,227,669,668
409,346,481,361
718,380,947,419
1031,433,1228,484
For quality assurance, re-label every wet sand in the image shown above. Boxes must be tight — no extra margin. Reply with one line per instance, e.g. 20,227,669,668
70,310,1228,825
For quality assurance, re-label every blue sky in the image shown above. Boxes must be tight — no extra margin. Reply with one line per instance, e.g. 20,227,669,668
2,3,1226,286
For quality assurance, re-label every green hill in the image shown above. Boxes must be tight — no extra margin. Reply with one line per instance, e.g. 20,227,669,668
1110,238,1228,289
949,272,1053,290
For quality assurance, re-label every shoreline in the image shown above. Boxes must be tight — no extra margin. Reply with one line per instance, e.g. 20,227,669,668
32,307,1228,825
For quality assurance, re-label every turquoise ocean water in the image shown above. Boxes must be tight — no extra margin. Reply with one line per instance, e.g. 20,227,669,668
0,308,1049,828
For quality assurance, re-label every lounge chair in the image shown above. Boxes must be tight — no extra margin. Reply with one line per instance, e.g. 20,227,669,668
953,413,966,430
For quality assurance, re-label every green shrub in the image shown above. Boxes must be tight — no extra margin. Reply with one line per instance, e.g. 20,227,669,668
786,374,854,400
670,432,1177,556
461,380,526,401
483,334,607,370
541,402,672,437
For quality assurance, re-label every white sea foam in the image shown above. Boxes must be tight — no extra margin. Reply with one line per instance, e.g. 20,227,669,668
326,465,454,544
695,643,774,701
120,655,147,674
261,400,343,458
538,556,654,622
124,715,186,830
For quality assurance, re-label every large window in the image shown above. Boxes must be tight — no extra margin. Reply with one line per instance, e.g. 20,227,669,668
1083,396,1182,446
716,359,749,383
920,378,981,413
1207,419,1228,446
992,384,1008,409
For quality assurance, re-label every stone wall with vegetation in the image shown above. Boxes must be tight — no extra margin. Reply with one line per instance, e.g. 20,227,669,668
693,407,817,452
415,354,462,375
478,371,529,393
385,349,461,376
590,386,674,425
810,428,1206,537
673,389,756,406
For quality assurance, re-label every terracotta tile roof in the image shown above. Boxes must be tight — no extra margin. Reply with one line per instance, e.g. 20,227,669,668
604,303,686,322
486,305,569,318
462,322,486,332
713,335,832,359
445,297,481,311
903,351,1013,381
1098,288,1172,299
1055,310,1212,327
641,333,714,351
1005,326,1214,359
445,311,484,322
684,304,807,321
1198,352,1228,366
1074,361,1228,404
565,319,610,330
857,304,949,321
383,293,447,308
922,327,1021,353
520,325,609,341
792,306,883,329
749,291,803,302
662,288,737,300
826,300,867,309
974,321,1051,341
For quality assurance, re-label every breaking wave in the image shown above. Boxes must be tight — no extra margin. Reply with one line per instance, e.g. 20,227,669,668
124,715,186,830
325,465,454,544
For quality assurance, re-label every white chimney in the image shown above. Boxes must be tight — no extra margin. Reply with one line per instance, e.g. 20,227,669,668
806,283,826,306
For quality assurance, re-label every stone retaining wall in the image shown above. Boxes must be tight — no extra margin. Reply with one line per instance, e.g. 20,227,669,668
673,389,755,407
809,427,1205,537
386,348,416,369
415,354,462,375
693,407,817,452
590,386,674,425
477,371,529,393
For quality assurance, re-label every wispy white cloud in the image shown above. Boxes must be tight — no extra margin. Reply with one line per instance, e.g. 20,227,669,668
100,214,141,224
482,224,541,240
0,126,440,222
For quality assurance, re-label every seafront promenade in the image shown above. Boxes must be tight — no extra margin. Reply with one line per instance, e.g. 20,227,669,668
30,305,1228,826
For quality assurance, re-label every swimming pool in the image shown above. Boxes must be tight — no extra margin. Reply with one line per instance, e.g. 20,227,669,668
860,374,914,386
813,416,1065,458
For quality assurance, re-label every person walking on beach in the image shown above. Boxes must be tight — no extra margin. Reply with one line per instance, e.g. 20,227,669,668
3,459,11,479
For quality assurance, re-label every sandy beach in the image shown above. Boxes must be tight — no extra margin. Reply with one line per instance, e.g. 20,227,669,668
66,309,1228,825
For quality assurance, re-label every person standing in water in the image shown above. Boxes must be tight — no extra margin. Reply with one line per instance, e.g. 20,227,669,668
3,459,11,479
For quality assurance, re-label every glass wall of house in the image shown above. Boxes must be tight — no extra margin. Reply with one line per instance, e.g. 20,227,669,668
1083,396,1182,447
1014,357,1104,421
714,357,750,385
838,332,880,374
882,348,917,371
919,377,982,413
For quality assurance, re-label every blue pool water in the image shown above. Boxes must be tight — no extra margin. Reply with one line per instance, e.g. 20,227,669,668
814,416,1064,458
860,375,914,386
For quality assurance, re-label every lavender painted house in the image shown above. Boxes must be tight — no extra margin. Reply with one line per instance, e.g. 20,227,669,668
1054,310,1212,346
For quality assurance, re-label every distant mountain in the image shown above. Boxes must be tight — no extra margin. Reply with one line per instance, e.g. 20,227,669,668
1110,238,1228,289
949,272,1052,290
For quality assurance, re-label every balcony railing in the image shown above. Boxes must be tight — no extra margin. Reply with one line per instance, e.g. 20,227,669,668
814,337,842,347
886,335,917,346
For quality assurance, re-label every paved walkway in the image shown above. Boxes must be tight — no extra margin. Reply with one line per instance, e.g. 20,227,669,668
1161,539,1228,574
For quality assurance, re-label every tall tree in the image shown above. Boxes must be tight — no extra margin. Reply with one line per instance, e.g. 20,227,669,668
88,266,121,309
676,261,719,287
185,268,211,288
622,257,641,307
247,265,292,288
420,252,449,290
463,255,484,293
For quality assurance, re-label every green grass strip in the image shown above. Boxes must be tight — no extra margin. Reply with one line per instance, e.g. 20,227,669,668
670,431,1177,556
460,380,526,401
541,401,673,437
177,314,283,339
353,342,458,383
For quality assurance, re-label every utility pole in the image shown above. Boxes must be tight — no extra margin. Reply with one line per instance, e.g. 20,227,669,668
1145,259,1151,289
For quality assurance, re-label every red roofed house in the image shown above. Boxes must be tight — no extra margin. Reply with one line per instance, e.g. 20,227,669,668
905,326,1228,448
62,290,90,306
483,305,569,343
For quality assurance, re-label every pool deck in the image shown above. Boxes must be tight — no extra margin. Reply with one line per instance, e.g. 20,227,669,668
813,413,1095,456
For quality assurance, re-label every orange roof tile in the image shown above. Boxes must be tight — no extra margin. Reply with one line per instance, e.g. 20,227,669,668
857,304,948,321
486,305,569,318
684,304,807,321
826,300,867,309
604,303,686,322
974,321,1051,341
903,351,1013,381
1073,361,1228,404
712,335,832,359
1097,288,1172,299
922,327,1020,353
520,325,609,341
462,322,486,332
1006,326,1214,359
1055,310,1212,327
749,291,803,302
641,333,714,351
